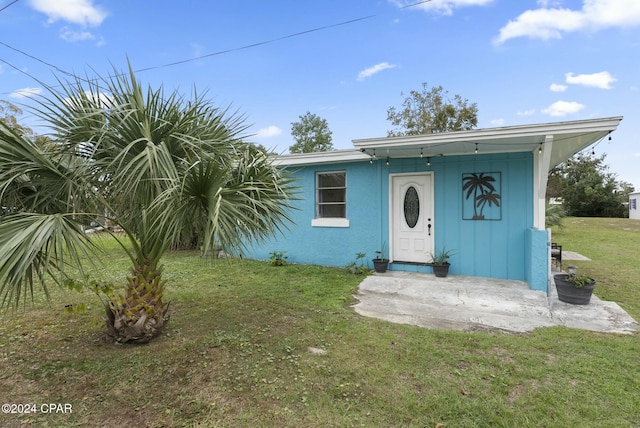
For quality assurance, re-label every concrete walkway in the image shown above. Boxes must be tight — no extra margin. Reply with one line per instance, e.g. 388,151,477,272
352,271,638,334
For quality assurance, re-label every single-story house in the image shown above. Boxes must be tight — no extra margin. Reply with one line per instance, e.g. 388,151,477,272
247,116,623,293
630,191,640,220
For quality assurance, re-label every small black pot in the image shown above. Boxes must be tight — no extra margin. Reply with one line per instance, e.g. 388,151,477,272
432,263,450,278
372,258,389,273
554,274,595,305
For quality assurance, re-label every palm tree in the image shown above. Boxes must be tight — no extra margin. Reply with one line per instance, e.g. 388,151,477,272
0,66,296,343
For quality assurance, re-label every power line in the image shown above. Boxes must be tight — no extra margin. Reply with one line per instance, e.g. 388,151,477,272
134,0,433,74
1,1,433,94
0,0,20,14
134,14,376,73
0,41,85,81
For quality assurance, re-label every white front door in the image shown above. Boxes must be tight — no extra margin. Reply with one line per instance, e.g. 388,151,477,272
390,173,434,263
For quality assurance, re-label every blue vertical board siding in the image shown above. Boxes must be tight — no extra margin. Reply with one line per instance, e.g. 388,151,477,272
248,160,385,267
247,152,535,282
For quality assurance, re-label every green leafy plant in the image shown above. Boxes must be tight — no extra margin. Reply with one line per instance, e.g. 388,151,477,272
346,252,369,275
374,243,388,260
565,266,595,288
568,275,594,288
428,247,453,265
63,277,117,314
546,203,566,229
269,250,288,266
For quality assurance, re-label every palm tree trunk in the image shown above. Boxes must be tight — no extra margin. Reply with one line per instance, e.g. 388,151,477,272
105,257,170,343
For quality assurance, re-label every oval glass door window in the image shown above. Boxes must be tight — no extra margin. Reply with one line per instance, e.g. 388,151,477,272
403,186,420,228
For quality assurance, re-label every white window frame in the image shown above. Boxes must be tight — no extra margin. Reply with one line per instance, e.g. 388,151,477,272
312,170,349,228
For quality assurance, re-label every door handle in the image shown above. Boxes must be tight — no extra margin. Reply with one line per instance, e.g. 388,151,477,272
427,218,432,236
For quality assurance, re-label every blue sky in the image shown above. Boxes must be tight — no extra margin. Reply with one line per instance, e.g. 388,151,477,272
1,0,639,188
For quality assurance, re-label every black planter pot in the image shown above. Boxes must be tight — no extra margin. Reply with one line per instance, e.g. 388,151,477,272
554,274,595,305
372,259,389,273
432,263,450,278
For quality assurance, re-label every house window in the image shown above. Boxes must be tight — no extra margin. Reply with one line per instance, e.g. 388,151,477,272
631,198,637,210
312,171,349,227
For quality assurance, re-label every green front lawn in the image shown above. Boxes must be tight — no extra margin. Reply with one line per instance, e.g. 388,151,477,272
0,218,639,427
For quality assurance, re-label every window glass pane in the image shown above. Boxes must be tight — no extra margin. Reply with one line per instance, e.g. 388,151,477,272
318,188,345,203
317,171,346,219
319,204,346,218
318,173,345,188
403,186,420,228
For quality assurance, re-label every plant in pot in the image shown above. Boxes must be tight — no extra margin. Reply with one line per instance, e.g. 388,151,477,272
372,245,389,273
427,247,452,278
554,265,596,305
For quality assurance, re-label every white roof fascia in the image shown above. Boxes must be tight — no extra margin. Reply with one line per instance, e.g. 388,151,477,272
352,117,623,149
271,149,369,166
270,117,623,167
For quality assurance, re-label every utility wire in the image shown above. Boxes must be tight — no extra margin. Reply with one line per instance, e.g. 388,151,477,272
1,0,433,93
0,0,20,14
0,41,86,81
135,0,433,74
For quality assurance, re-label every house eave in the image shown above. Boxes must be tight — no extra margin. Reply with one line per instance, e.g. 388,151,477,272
271,149,369,166
270,117,623,168
352,116,623,167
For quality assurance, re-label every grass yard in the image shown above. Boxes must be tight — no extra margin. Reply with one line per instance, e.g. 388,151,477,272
1,218,639,427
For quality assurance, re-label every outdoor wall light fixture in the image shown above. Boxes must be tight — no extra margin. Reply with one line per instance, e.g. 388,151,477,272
420,148,424,158
427,157,431,166
475,143,478,154
538,143,543,154
386,157,390,166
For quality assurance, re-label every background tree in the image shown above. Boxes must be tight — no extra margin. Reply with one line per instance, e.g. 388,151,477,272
0,67,296,343
547,153,634,218
386,82,478,136
289,111,333,153
0,100,39,139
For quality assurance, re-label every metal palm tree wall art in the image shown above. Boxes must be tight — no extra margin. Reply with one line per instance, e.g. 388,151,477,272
462,172,502,220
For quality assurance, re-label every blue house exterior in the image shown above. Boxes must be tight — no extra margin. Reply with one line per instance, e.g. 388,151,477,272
247,117,622,293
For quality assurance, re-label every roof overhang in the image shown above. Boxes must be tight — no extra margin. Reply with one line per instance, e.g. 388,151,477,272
271,148,370,166
352,116,623,168
271,117,622,167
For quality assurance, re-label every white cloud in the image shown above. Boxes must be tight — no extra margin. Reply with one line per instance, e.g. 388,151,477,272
59,26,104,45
565,71,616,89
10,87,42,98
494,0,640,44
542,100,585,116
255,125,282,139
28,0,107,26
61,91,112,108
357,62,397,81
490,118,505,126
517,109,536,116
550,83,567,92
390,0,493,16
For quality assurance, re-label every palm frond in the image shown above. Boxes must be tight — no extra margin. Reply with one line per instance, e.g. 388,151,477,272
0,213,100,307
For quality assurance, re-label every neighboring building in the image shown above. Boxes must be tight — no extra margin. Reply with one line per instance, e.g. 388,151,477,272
247,117,622,293
630,191,640,220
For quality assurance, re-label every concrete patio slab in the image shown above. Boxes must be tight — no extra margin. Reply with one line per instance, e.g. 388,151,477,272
562,251,592,261
352,271,638,334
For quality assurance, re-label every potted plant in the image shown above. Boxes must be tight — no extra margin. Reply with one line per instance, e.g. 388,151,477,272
553,266,595,305
427,247,452,278
372,245,389,273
